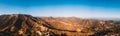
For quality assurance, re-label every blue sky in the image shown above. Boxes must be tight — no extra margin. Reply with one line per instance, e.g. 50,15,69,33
0,0,120,18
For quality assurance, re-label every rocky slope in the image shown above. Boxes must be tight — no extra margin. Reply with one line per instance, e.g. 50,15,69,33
0,14,47,36
0,14,120,36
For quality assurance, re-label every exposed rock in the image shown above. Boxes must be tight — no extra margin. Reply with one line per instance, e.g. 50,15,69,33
0,14,120,36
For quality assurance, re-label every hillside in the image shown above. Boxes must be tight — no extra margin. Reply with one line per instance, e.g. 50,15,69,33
0,14,120,36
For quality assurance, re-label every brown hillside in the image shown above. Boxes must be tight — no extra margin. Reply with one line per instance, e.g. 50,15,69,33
0,14,120,36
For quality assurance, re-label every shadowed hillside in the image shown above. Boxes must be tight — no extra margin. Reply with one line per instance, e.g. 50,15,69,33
0,14,120,36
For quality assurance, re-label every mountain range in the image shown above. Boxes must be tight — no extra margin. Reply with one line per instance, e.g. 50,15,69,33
0,14,120,36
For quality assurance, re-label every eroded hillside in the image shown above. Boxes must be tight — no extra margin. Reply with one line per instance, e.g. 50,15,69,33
0,14,120,36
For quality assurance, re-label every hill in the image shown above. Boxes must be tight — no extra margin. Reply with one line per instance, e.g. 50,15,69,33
0,14,120,36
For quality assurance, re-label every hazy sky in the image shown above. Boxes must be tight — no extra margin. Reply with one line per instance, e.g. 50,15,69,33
0,0,120,18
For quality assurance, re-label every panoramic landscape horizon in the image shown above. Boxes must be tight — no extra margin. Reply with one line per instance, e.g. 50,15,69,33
0,0,120,36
